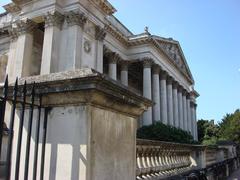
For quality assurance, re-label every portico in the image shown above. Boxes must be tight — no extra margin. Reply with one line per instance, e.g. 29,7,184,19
0,0,199,140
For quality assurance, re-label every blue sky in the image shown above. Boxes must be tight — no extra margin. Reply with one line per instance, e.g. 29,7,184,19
1,0,240,122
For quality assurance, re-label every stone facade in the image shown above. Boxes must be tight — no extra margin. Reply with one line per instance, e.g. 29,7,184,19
0,0,199,139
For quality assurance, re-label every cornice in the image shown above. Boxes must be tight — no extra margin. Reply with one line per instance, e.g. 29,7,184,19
105,24,129,46
3,3,21,13
89,0,116,15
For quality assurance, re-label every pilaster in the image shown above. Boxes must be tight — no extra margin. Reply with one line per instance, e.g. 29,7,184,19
95,26,106,73
41,12,64,75
14,19,37,78
61,12,87,71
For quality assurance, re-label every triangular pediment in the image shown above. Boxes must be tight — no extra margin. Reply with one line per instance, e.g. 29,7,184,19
154,37,194,82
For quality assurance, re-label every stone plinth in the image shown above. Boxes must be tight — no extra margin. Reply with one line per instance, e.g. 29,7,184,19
7,68,151,180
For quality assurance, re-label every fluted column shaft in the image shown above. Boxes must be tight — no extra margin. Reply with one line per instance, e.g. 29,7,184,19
194,104,198,141
160,72,168,124
182,91,187,131
152,66,160,122
167,78,173,125
178,87,183,129
143,60,152,125
186,96,191,133
120,62,128,86
173,82,179,128
191,102,195,138
108,54,118,80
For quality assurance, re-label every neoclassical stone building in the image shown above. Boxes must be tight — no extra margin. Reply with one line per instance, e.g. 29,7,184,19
0,0,199,140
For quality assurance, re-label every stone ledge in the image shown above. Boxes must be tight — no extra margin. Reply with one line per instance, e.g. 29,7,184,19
1,68,152,117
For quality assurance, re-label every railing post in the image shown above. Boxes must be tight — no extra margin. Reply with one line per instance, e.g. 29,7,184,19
0,76,8,157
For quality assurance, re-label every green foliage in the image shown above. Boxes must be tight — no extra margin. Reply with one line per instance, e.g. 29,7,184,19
218,109,240,144
197,109,240,145
137,122,197,144
197,119,219,145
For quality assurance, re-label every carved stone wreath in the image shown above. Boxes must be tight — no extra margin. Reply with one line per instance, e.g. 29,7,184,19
84,40,91,53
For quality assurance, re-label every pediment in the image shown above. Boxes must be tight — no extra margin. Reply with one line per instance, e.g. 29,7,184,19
155,38,194,82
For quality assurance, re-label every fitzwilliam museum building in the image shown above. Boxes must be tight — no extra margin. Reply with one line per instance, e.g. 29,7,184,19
1,1,240,180
0,0,199,140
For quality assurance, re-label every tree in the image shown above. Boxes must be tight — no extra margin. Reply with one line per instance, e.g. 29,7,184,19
197,119,219,145
218,109,240,144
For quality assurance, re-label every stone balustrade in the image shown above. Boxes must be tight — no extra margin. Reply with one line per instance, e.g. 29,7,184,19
136,139,240,179
136,139,195,179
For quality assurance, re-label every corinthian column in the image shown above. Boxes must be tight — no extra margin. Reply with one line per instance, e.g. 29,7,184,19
120,61,128,86
186,95,191,133
178,87,183,129
15,19,37,78
167,77,173,125
142,59,152,125
62,11,87,71
182,90,187,131
160,71,168,124
152,65,160,122
41,12,64,74
108,53,119,80
194,104,198,141
173,81,179,128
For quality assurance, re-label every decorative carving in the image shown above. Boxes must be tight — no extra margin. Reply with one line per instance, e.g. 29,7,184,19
89,0,116,15
83,40,91,53
167,76,173,84
152,64,160,74
107,52,121,64
172,81,179,89
44,12,64,28
142,58,153,68
15,19,37,35
95,25,106,41
160,70,168,80
65,11,87,28
8,28,18,41
3,2,21,13
120,61,129,71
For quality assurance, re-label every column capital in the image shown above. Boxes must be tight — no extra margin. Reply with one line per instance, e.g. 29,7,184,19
44,11,64,28
160,70,168,80
166,76,173,84
15,19,37,35
66,11,87,28
120,60,129,71
190,101,195,108
142,58,153,68
95,25,106,41
108,52,121,64
172,81,179,89
152,64,160,74
8,28,18,41
182,89,188,96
